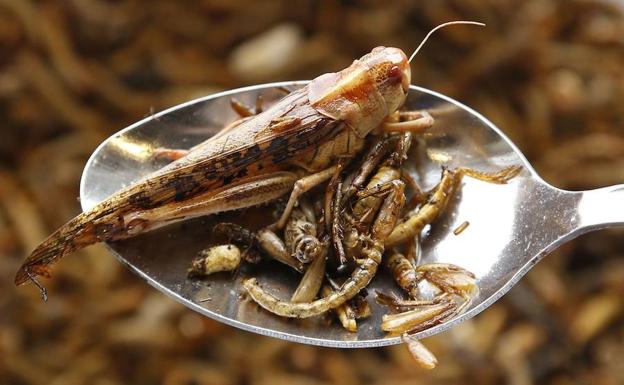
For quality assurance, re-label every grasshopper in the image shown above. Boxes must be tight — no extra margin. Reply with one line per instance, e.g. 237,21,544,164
15,21,483,295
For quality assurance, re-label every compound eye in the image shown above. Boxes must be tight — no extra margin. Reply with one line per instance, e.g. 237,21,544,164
387,65,403,85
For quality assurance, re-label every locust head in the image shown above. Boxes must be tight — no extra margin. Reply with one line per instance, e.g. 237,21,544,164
360,46,411,114
308,21,483,138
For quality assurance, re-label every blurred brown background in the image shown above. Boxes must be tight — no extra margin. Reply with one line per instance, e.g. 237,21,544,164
1,1,624,384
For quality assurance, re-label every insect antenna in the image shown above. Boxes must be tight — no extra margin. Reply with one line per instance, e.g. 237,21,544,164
408,21,486,63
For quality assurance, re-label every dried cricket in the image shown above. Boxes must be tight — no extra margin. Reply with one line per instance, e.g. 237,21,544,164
379,263,478,335
343,132,416,260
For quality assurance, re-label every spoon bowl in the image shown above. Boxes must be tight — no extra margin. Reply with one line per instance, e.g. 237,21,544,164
80,81,624,348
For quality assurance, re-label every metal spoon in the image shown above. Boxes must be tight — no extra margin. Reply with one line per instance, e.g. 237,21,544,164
80,81,624,348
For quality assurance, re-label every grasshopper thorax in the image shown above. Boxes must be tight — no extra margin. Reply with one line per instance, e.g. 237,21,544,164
308,47,410,138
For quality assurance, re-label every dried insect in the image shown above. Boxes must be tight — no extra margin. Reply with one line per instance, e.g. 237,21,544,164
379,263,478,335
385,251,420,298
381,300,457,335
402,334,438,370
342,132,416,262
188,244,242,277
417,263,478,303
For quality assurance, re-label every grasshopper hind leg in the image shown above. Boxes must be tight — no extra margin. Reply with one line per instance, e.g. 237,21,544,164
275,166,338,230
122,171,299,236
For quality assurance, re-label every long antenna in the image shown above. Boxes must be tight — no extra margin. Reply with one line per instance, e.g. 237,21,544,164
408,21,486,63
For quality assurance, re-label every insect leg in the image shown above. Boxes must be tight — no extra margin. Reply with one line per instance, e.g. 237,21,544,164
457,165,523,184
342,135,400,203
386,169,461,246
324,159,348,266
255,94,264,113
401,171,428,212
405,237,420,264
230,94,267,117
275,166,338,230
331,180,347,266
375,291,446,309
370,180,405,240
382,111,434,133
324,158,348,231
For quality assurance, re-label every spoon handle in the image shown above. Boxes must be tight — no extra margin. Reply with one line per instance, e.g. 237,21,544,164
577,184,624,230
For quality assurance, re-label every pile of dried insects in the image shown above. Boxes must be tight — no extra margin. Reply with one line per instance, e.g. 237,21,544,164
188,100,520,367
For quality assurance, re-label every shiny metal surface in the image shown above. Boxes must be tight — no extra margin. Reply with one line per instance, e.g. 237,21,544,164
80,81,624,348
